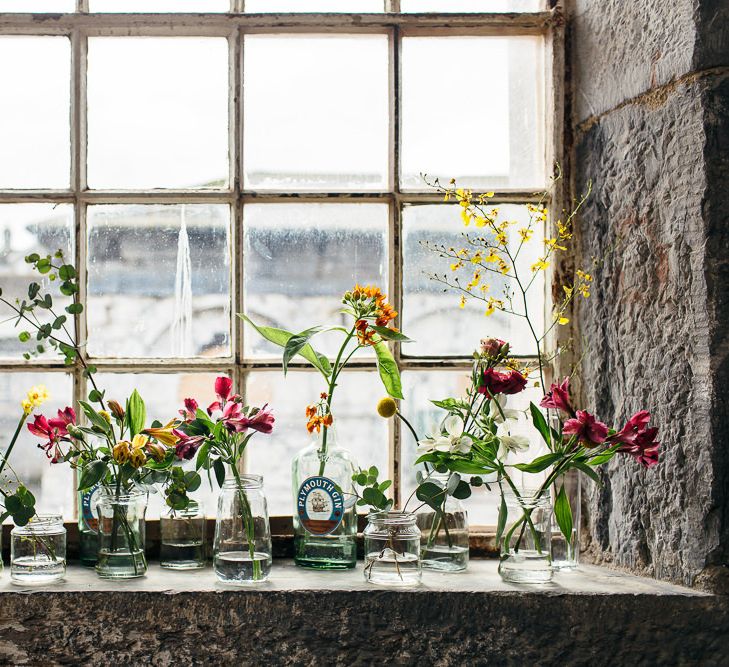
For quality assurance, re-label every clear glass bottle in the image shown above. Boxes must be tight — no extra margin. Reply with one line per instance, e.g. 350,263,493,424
11,515,66,584
363,511,421,586
498,489,552,584
78,483,101,567
160,500,206,570
213,475,272,584
550,469,580,570
417,473,469,572
95,488,148,579
291,429,357,570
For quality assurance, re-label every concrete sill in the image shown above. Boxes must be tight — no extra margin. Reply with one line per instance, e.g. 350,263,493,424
1,560,727,665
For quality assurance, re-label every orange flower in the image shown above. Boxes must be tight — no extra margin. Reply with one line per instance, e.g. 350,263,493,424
320,392,328,400
305,405,317,418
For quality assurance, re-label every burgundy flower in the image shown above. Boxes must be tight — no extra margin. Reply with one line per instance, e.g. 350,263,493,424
172,429,206,460
229,404,275,435
179,398,198,422
207,376,237,415
563,410,608,447
27,408,76,463
609,410,651,446
478,368,527,396
540,377,575,416
609,411,660,467
480,338,509,359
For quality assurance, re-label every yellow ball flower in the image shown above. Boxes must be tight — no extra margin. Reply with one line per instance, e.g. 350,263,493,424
376,397,397,419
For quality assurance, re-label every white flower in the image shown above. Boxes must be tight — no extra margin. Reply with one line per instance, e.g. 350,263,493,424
417,415,472,455
497,434,530,461
488,394,522,424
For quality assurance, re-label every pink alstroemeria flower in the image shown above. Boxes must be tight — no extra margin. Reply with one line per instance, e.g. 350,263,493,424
207,376,237,415
540,377,575,416
228,404,275,435
609,410,660,468
27,407,76,463
179,398,198,422
172,429,206,460
563,410,608,447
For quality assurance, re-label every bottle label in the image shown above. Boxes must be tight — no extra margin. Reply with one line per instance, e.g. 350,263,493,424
297,476,344,536
81,483,101,533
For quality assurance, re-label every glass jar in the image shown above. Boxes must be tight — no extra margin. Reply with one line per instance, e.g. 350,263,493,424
160,500,206,570
498,489,552,584
213,475,272,584
417,472,469,572
11,515,66,584
550,469,580,570
95,488,148,579
291,429,357,570
363,511,421,586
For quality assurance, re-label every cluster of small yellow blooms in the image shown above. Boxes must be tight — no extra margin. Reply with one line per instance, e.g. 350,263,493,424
21,385,48,416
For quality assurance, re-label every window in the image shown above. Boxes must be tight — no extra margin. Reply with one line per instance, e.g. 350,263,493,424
0,3,563,528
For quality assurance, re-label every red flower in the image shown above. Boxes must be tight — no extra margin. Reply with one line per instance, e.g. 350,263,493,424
478,368,527,396
207,376,238,415
179,398,198,422
480,337,509,359
610,411,660,467
27,408,76,463
172,429,206,460
540,377,575,416
229,404,275,435
563,410,608,447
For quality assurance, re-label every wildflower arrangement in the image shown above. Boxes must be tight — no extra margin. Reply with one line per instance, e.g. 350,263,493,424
167,375,274,579
242,284,406,475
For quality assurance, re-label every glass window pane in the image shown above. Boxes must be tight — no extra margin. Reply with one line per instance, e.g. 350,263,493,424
90,0,229,10
243,203,388,357
402,0,541,11
402,203,544,356
0,37,70,189
0,0,74,10
94,372,223,519
87,38,229,189
401,36,544,190
0,204,74,359
401,371,543,526
0,373,73,519
87,204,231,358
244,35,389,191
246,370,388,516
246,0,382,10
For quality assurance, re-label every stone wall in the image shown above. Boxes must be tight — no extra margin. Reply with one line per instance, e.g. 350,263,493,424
571,0,729,590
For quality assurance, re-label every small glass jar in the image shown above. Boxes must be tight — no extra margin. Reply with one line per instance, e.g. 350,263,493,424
550,469,580,570
498,489,552,584
11,515,66,584
160,500,206,570
417,474,469,572
213,475,272,584
95,488,148,579
363,511,421,586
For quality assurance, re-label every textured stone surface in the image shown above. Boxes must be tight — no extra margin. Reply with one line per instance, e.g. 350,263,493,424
573,0,729,590
0,562,726,666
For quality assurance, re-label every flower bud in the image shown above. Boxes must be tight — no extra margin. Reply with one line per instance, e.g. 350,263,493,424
480,337,508,359
145,441,166,463
376,397,398,419
108,399,125,420
99,410,111,423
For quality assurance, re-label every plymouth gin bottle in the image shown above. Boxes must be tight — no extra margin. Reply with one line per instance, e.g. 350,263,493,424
292,428,357,569
78,483,101,566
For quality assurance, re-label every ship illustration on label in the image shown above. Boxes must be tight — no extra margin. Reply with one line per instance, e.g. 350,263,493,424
297,476,344,536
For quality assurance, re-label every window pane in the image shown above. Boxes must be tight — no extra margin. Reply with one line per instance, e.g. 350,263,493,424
0,37,70,189
402,0,541,11
245,0,382,10
243,203,388,357
87,204,230,358
244,35,389,191
401,371,543,526
94,372,222,519
0,373,73,519
246,370,388,516
0,204,74,359
90,0,229,10
0,0,74,10
402,204,544,356
401,36,544,190
87,38,229,189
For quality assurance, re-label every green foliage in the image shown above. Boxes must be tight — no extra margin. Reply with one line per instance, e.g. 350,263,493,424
125,389,146,438
164,466,202,510
369,325,411,342
373,340,403,399
283,326,324,375
3,485,36,526
529,402,552,449
78,460,108,491
352,466,393,511
554,484,573,542
513,452,562,473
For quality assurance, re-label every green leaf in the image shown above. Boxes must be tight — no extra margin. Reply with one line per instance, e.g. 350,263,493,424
79,401,111,434
238,314,331,377
495,494,507,543
5,495,22,513
368,465,378,477
378,479,392,492
283,326,324,375
587,444,621,466
373,339,403,399
369,325,411,342
447,460,494,475
362,486,388,509
59,264,76,280
59,281,77,296
571,461,602,485
52,315,67,330
25,253,40,263
529,402,553,448
36,258,52,274
431,397,469,411
88,389,104,403
78,460,108,491
513,453,561,473
28,282,40,299
184,471,202,492
125,389,146,438
66,303,83,315
18,331,31,343
355,472,367,486
446,473,461,495
452,480,472,500
554,484,573,543
415,481,445,511
213,458,226,487
195,442,210,471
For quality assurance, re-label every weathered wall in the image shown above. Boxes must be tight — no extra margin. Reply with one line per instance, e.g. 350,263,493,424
572,0,729,590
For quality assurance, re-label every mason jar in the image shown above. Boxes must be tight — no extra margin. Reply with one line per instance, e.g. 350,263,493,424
498,489,552,584
11,515,66,584
95,488,148,579
417,473,469,572
160,500,206,570
213,475,272,584
363,511,421,586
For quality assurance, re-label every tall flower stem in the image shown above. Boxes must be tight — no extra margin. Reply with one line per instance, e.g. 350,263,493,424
231,466,261,580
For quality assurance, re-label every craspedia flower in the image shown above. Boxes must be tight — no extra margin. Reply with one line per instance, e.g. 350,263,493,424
376,397,397,419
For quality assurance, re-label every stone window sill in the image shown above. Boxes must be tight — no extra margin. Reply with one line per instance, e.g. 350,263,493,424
1,560,727,664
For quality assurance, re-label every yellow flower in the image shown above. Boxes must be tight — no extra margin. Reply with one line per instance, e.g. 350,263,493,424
459,295,467,309
485,297,504,316
558,317,570,325
21,399,33,415
531,258,550,272
495,231,508,246
485,191,495,198
113,441,132,465
129,448,147,469
22,384,49,414
563,285,574,297
484,249,500,264
450,261,463,271
143,421,179,448
545,238,567,251
376,397,398,419
99,410,111,423
460,209,471,226
498,260,510,275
